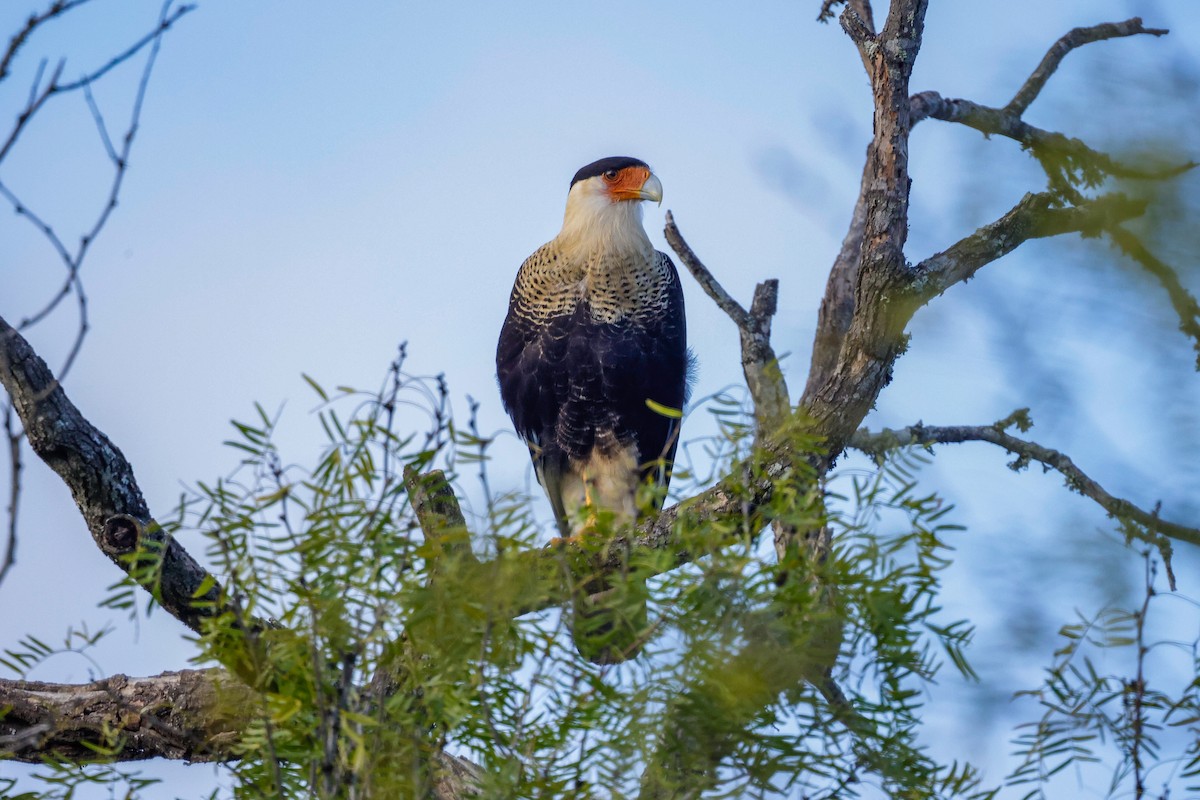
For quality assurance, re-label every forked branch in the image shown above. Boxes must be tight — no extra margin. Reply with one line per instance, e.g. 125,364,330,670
665,211,791,432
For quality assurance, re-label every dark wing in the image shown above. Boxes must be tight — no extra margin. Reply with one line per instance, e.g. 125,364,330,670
556,249,687,504
497,289,577,530
608,250,687,496
496,248,688,522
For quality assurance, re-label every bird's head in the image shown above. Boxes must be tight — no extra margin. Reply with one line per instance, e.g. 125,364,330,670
558,156,662,256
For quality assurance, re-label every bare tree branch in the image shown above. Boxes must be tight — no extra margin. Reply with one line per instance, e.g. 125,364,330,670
0,0,95,85
848,420,1200,552
909,91,1196,189
664,211,750,329
664,212,790,431
0,2,193,166
1005,18,1168,118
908,191,1147,307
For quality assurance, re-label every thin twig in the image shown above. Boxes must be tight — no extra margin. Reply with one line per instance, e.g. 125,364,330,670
83,81,118,165
0,59,62,164
1006,18,1168,117
849,422,1200,548
56,3,194,93
0,0,95,84
0,405,21,587
0,3,192,165
663,210,750,329
1129,554,1154,798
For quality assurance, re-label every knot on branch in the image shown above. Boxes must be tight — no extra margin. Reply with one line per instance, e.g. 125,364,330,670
102,513,144,553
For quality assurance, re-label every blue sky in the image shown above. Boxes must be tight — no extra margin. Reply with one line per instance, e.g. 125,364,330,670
3,1,1199,796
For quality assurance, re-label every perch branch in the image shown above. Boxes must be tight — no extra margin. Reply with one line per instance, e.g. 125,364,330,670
849,421,1200,553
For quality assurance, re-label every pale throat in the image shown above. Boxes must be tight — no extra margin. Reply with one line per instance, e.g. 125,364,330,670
556,190,654,265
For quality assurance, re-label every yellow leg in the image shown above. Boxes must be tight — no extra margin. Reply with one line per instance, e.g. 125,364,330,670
551,470,598,545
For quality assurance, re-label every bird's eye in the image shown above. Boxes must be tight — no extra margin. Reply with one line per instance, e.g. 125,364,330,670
602,169,619,181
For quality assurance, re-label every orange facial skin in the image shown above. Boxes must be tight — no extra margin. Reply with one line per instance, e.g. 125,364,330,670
604,165,653,201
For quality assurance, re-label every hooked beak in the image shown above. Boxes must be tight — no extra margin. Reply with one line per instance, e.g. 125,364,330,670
638,172,663,205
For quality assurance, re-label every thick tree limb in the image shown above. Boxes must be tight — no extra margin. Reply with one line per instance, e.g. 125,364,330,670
643,1,931,792
0,316,227,633
0,669,248,763
803,153,872,404
848,421,1200,553
0,669,483,799
800,0,928,455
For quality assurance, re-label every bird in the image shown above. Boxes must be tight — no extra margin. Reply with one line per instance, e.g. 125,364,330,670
496,156,688,663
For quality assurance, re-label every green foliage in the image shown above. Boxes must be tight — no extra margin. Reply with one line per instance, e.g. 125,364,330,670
0,762,162,800
0,622,111,679
1007,552,1200,800
167,354,997,799
16,356,1188,799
